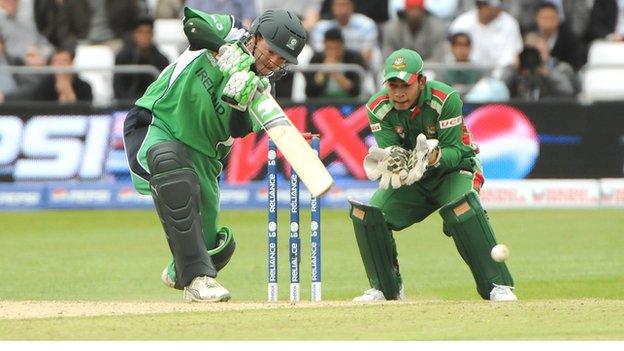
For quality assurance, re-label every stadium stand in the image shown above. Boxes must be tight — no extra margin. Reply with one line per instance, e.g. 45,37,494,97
73,45,115,106
581,40,624,102
153,18,187,55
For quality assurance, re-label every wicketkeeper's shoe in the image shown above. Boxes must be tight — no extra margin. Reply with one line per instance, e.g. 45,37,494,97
489,284,518,302
183,276,231,302
161,267,175,289
352,286,405,302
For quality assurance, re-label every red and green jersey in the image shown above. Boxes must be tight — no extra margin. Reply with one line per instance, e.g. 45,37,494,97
135,9,253,160
366,79,482,182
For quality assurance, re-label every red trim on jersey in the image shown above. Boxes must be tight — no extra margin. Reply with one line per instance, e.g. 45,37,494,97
461,125,471,145
462,125,480,154
473,170,485,192
431,89,447,102
368,95,389,111
410,106,421,119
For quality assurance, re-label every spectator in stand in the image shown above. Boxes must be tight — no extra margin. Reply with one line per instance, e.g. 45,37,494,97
114,16,170,101
33,46,92,103
84,0,147,54
155,0,183,19
311,0,379,69
15,0,35,31
503,0,551,33
504,45,574,100
320,0,389,24
34,0,91,49
257,0,322,31
584,0,624,43
184,0,256,28
304,27,365,99
0,0,53,61
449,0,522,74
532,1,584,71
381,0,447,61
0,36,16,103
522,31,578,93
2,45,47,102
561,0,591,39
444,32,482,94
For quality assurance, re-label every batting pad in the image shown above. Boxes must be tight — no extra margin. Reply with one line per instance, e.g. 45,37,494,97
439,190,514,299
349,200,402,300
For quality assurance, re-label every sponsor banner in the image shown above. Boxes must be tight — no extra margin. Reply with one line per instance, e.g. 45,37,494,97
115,185,153,208
2,102,624,184
0,184,44,209
600,178,624,207
48,183,114,208
481,179,601,208
479,181,532,208
0,179,621,210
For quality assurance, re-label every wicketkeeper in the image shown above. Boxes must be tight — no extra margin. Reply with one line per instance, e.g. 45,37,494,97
122,7,306,302
350,48,517,302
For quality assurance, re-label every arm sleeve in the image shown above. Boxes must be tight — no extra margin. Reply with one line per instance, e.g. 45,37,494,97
436,92,466,170
183,7,236,51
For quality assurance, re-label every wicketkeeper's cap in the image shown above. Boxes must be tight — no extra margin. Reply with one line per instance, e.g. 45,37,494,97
383,48,423,85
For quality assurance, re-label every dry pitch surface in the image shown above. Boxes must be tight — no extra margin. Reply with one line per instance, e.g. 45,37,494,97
1,299,623,340
0,299,362,320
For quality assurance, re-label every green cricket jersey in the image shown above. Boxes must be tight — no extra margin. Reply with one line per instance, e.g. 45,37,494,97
135,9,251,160
366,79,482,182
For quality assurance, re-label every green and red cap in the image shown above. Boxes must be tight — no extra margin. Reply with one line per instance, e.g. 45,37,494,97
383,48,424,85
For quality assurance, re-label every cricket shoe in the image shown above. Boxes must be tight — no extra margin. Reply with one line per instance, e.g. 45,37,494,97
183,276,231,302
161,266,175,289
352,286,405,302
489,284,517,302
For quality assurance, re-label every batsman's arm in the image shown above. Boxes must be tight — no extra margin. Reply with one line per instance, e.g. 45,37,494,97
183,7,247,51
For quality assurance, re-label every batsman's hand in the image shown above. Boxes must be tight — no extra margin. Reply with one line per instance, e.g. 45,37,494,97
363,145,410,189
404,134,439,185
217,42,255,77
222,71,269,111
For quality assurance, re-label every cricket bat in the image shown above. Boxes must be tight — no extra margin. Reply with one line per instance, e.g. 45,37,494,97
247,89,334,197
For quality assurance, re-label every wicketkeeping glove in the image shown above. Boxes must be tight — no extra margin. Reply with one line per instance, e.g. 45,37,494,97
222,70,268,111
217,42,255,77
363,145,410,189
404,134,439,185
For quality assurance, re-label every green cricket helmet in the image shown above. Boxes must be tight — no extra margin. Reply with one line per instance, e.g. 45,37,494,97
250,9,307,65
383,48,424,84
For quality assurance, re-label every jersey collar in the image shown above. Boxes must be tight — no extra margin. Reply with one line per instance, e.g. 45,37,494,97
409,82,431,118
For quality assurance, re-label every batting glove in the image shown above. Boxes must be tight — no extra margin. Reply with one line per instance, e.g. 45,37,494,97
217,42,255,77
222,71,268,111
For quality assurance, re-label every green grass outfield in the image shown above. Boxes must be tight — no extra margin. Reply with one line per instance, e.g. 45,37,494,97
0,209,623,340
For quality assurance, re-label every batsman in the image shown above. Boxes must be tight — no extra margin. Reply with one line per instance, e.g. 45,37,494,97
123,7,307,302
350,48,517,302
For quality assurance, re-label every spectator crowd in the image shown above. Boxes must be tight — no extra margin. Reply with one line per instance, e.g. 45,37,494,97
0,0,622,105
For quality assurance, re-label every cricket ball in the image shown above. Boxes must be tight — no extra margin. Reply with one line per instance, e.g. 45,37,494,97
491,244,510,262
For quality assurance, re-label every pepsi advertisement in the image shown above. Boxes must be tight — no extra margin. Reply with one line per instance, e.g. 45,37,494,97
1,101,624,184
463,102,624,179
